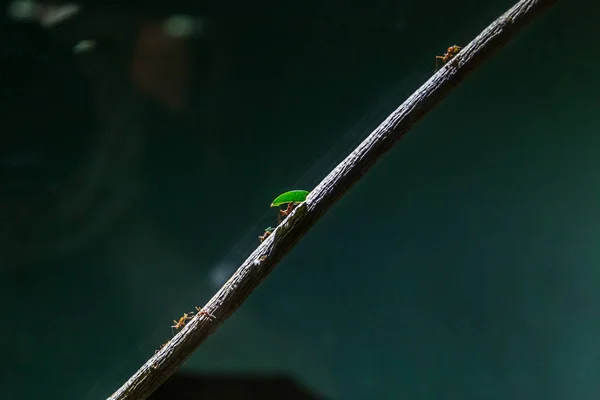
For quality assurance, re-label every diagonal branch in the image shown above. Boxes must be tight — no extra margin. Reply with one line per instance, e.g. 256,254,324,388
107,0,559,399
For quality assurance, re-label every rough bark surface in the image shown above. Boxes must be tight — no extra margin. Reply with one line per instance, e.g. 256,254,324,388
107,0,559,399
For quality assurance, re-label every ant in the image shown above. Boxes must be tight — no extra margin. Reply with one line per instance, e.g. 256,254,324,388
169,307,216,337
195,306,216,320
277,203,297,223
154,341,169,355
435,45,462,71
171,312,193,330
259,227,274,242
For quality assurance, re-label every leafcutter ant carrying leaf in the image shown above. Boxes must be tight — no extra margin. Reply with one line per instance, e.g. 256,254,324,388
270,190,310,223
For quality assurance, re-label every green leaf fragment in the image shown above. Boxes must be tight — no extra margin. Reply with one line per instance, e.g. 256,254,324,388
270,190,310,207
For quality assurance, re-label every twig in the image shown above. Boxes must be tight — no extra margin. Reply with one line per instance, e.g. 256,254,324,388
107,0,558,399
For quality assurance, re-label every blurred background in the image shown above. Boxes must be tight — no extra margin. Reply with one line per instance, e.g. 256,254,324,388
0,0,599,399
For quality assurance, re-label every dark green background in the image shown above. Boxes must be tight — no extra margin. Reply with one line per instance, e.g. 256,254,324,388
2,0,599,399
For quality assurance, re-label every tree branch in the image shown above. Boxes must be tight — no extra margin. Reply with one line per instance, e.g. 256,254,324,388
107,0,559,399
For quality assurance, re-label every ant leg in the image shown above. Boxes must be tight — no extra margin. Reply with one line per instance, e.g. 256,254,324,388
195,307,217,320
283,203,295,218
201,309,217,320
435,56,444,71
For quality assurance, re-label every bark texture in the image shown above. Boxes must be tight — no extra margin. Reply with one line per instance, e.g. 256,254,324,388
107,0,560,399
